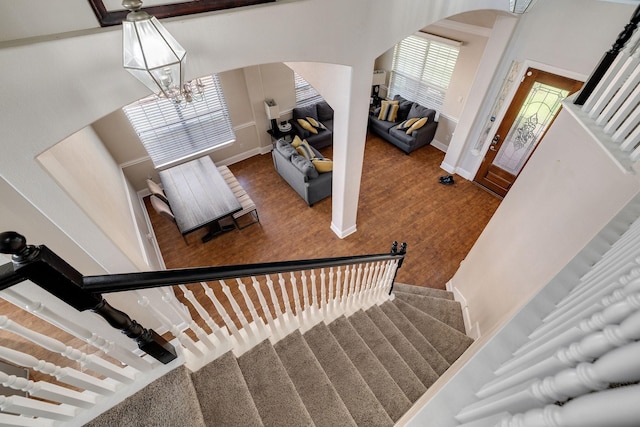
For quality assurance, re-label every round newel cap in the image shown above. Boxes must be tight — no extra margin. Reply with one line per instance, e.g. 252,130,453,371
0,231,27,255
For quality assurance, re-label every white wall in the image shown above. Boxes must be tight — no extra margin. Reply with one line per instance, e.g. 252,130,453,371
452,108,640,336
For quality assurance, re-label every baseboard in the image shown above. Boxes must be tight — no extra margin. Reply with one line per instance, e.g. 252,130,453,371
455,168,475,181
446,280,481,339
440,161,456,174
430,139,449,153
217,146,267,166
331,222,357,239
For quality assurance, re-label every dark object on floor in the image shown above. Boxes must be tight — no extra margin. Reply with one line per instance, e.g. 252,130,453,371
439,175,454,185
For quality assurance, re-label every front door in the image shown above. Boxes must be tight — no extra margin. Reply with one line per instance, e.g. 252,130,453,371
474,68,583,197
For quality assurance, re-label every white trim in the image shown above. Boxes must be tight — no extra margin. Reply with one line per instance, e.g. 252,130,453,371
137,188,167,270
331,222,357,239
431,140,449,153
446,280,480,340
431,19,493,38
415,30,463,47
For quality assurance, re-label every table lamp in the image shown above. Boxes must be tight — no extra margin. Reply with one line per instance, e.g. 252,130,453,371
265,99,280,133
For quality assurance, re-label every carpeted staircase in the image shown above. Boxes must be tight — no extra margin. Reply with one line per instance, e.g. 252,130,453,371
87,283,473,427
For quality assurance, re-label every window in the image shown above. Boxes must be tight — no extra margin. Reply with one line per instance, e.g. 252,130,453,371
388,33,460,114
123,74,235,169
294,72,324,107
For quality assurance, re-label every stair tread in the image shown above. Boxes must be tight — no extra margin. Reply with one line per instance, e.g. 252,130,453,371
394,291,466,333
349,310,427,402
379,301,450,375
304,322,394,427
329,316,412,421
275,331,357,427
393,282,454,300
191,351,264,427
366,304,440,387
237,339,314,427
394,299,474,364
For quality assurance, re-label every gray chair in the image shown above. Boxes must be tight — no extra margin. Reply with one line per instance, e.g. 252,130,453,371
147,179,170,205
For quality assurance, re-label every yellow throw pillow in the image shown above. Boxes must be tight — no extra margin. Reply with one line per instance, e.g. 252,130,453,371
296,140,316,160
406,117,428,134
291,135,303,147
312,158,333,173
306,116,326,130
396,117,419,130
377,100,400,122
297,118,318,134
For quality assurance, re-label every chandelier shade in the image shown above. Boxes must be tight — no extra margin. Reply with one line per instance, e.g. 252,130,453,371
122,0,187,100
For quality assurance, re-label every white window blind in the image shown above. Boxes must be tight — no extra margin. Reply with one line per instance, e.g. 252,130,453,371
123,74,235,169
388,33,460,113
294,72,324,107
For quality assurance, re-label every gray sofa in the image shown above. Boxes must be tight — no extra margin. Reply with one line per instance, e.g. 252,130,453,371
272,139,332,206
291,101,334,149
368,95,438,154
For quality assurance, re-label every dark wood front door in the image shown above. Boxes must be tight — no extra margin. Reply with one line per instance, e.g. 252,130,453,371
474,68,583,197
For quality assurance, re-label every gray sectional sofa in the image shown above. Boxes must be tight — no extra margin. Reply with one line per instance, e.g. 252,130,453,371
368,95,438,154
272,139,332,206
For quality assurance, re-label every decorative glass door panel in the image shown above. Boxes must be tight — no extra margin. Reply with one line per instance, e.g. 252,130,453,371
474,69,583,197
493,83,569,175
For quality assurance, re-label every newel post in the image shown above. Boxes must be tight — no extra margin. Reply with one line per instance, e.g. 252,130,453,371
388,241,407,295
0,231,177,364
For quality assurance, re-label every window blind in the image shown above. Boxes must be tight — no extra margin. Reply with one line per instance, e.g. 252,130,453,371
123,74,235,169
388,34,460,113
294,72,324,107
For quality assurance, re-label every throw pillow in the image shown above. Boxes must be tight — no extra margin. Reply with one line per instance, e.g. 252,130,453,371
276,139,298,159
406,117,428,134
297,118,318,134
296,140,316,160
396,117,420,131
291,135,303,148
316,101,334,122
377,100,400,122
306,116,326,130
312,158,333,173
291,154,319,179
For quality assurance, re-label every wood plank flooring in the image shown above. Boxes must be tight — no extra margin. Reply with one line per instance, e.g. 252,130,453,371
147,132,501,290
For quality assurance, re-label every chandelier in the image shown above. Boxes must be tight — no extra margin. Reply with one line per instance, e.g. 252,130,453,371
121,0,204,105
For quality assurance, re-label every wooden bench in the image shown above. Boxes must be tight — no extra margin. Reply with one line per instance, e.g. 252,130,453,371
217,165,260,229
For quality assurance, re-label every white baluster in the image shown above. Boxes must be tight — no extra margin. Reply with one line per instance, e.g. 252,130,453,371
0,395,75,421
277,273,293,316
328,267,335,310
335,267,342,311
497,384,640,427
265,274,283,319
178,285,230,346
320,268,327,317
353,263,365,308
201,282,246,348
301,270,310,313
583,28,640,114
137,295,204,358
367,262,383,306
602,77,640,134
235,278,268,339
250,276,275,329
596,61,640,127
612,100,640,143
0,370,96,409
345,264,357,314
457,341,640,423
289,272,303,318
310,269,318,312
0,346,115,395
480,309,640,397
219,280,251,331
0,316,135,384
1,289,151,372
494,292,640,383
160,289,216,351
0,412,51,426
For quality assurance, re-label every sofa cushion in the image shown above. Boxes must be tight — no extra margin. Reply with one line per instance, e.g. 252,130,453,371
378,100,399,121
297,118,319,134
408,103,435,121
389,126,420,145
293,104,318,120
312,158,333,173
406,117,428,134
275,139,298,159
296,140,316,160
291,153,319,179
316,101,334,122
393,95,414,121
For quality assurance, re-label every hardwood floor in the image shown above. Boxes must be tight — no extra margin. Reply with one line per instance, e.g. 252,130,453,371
147,132,502,291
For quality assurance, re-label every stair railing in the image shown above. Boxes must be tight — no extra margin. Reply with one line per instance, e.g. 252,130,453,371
0,230,406,425
566,5,640,172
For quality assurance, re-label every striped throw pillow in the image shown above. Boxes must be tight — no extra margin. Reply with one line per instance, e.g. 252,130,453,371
396,117,420,131
377,100,400,122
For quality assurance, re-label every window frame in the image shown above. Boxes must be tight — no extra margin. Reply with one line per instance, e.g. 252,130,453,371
123,74,236,169
388,32,461,116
